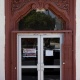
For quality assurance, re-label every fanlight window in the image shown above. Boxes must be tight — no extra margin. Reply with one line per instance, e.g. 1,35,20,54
19,10,63,30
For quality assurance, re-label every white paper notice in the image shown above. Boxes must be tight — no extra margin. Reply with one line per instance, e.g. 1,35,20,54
45,50,53,56
23,48,36,57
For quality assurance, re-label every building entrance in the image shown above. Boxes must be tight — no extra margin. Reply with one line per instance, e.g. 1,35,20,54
17,33,63,80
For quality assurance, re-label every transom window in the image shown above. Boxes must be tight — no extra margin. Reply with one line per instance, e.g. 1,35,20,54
19,10,63,30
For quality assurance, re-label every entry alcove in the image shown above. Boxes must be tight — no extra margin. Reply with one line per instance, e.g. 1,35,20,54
11,9,73,80
5,0,76,80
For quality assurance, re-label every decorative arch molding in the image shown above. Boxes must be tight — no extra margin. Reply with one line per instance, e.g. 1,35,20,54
12,0,70,30
12,0,69,14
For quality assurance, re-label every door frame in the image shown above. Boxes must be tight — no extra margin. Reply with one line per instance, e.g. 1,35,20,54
17,33,63,80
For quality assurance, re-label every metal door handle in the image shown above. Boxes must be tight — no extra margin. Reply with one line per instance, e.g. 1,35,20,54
37,64,40,71
41,63,44,71
63,62,65,64
15,67,16,69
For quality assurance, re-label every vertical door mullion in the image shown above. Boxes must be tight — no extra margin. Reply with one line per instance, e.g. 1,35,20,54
60,35,63,80
18,36,22,80
41,36,44,80
41,36,44,64
38,36,41,80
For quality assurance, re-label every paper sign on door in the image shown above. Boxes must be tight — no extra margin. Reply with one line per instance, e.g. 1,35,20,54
23,48,36,57
45,50,53,56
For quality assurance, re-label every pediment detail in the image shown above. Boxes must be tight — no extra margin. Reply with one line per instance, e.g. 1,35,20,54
49,0,69,12
11,0,69,14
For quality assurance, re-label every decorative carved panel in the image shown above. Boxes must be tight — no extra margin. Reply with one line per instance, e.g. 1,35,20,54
32,1,49,10
12,0,38,11
12,0,69,14
49,0,69,12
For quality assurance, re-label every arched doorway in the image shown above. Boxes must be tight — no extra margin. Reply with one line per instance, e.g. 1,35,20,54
5,0,76,80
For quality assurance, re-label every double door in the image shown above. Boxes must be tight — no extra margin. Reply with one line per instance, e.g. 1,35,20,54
17,33,63,80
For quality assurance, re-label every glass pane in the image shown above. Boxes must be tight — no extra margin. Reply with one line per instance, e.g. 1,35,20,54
44,50,60,65
43,38,60,65
19,10,63,30
44,38,60,49
21,38,38,65
44,68,60,80
22,69,38,80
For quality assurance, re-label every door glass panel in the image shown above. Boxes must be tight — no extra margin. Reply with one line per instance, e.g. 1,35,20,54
44,50,60,65
44,68,60,80
43,38,60,65
53,50,60,65
21,38,38,65
44,38,60,49
22,68,38,80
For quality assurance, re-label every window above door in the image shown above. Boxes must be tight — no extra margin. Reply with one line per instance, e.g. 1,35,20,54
19,10,64,31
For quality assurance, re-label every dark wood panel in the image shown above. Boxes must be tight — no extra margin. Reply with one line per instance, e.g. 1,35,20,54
62,32,73,80
11,32,17,80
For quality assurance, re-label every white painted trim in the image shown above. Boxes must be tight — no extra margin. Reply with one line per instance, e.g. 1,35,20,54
60,34,63,80
21,66,37,68
44,66,60,68
0,0,5,80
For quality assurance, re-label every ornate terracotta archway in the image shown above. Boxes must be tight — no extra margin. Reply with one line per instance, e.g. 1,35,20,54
11,0,70,30
5,0,76,80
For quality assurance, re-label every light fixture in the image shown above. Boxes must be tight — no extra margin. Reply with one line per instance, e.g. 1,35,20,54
36,8,46,12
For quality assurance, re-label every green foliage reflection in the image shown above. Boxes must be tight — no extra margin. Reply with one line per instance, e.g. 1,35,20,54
19,10,55,30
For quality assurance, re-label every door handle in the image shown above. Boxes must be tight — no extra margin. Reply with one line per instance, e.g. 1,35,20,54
15,67,16,69
37,63,44,71
37,64,40,71
63,62,65,64
41,63,44,71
